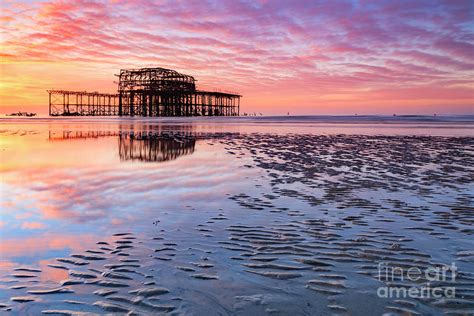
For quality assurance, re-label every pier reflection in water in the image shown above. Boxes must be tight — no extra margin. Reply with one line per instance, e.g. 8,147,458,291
118,132,195,162
48,128,199,163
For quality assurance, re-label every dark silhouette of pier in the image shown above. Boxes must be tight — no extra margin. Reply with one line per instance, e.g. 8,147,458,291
48,129,196,162
118,133,195,162
48,67,241,117
47,127,239,162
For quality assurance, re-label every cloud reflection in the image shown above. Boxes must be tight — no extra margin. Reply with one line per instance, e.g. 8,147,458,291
2,126,251,229
0,124,256,268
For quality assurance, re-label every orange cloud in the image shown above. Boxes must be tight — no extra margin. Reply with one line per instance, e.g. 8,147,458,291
21,221,46,229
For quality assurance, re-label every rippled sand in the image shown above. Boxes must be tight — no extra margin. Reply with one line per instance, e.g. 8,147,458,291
0,119,473,315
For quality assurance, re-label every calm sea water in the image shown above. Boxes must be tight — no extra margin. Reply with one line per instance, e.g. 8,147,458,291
0,116,473,315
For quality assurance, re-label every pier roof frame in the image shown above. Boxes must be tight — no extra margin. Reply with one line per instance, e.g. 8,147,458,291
117,67,196,93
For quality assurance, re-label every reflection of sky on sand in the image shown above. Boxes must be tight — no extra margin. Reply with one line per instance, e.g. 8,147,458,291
1,119,473,315
1,118,470,271
0,123,258,270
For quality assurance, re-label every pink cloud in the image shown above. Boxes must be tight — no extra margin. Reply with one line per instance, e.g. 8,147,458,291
21,221,46,229
435,38,474,60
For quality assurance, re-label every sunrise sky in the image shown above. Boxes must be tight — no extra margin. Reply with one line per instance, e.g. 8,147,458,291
0,0,473,115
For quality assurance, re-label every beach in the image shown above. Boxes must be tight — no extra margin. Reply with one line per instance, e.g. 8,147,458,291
0,116,473,315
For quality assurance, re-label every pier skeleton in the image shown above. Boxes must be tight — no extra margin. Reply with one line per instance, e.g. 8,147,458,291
48,67,241,117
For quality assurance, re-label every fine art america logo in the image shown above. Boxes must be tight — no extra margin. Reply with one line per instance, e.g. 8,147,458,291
377,262,457,299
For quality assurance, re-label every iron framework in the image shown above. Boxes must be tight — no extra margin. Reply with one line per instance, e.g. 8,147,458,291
48,90,119,116
48,67,241,117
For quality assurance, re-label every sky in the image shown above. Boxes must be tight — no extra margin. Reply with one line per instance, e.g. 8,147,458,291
0,0,473,115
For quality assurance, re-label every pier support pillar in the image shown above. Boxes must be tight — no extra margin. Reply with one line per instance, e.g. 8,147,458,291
119,93,123,116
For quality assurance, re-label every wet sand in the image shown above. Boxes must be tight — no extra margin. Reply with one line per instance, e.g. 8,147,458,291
0,118,473,315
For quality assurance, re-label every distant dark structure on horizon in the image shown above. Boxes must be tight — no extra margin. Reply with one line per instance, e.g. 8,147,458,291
47,67,241,117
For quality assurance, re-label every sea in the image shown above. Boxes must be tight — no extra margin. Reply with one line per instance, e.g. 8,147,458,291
0,115,473,315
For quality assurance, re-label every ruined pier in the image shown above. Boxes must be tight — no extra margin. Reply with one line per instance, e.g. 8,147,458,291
48,67,241,117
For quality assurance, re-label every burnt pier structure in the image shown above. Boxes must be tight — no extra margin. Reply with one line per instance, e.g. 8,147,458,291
48,67,241,117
